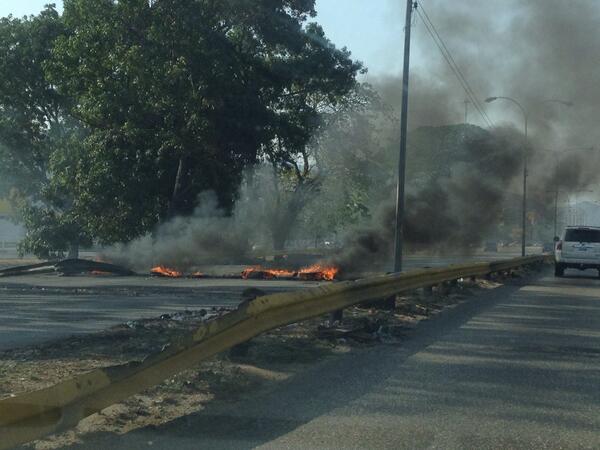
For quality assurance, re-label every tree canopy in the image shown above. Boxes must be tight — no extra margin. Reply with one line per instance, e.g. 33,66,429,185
45,0,362,244
0,0,364,255
0,5,92,258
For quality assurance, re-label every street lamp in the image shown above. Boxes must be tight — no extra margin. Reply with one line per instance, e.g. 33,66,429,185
485,96,573,255
485,96,528,256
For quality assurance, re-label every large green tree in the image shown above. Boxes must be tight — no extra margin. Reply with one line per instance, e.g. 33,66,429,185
47,0,362,245
0,6,90,258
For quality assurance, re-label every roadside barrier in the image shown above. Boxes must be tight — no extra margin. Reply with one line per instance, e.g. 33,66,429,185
0,255,549,449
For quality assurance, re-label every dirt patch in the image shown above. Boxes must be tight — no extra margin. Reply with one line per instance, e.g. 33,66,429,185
0,271,525,449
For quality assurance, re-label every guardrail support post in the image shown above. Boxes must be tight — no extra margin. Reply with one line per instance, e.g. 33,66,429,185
329,309,343,324
437,283,449,296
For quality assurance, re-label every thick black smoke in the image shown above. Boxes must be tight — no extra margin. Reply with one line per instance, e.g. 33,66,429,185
379,0,600,187
324,0,600,274
329,126,523,275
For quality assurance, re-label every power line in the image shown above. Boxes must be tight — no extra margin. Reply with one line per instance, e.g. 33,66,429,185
415,3,492,127
415,6,492,128
415,6,488,126
418,2,495,127
415,2,494,128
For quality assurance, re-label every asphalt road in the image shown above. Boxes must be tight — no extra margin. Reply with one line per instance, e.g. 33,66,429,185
0,277,320,351
70,267,600,449
0,252,532,351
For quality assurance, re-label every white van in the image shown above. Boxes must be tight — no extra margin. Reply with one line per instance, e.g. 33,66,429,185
554,226,600,277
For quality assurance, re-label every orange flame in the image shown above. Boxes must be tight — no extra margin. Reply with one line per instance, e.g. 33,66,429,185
298,264,339,281
151,266,183,278
241,264,338,281
90,270,112,276
241,267,296,279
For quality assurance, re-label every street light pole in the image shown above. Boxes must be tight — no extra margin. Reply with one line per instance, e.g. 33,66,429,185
485,96,528,256
553,189,559,237
393,0,416,273
522,114,528,256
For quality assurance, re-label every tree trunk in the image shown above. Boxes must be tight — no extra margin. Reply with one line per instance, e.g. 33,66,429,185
272,225,289,251
67,241,79,259
167,156,185,218
269,182,314,251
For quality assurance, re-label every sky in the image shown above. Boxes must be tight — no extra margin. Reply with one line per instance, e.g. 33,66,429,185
0,0,63,18
2,1,400,74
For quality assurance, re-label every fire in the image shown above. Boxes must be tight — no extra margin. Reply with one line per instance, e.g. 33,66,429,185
151,266,183,278
90,270,112,276
298,264,339,281
191,271,204,278
241,267,295,279
241,264,338,281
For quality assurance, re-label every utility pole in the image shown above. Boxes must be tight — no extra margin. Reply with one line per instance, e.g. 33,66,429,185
485,96,528,256
464,99,471,123
522,115,528,256
553,189,559,238
393,0,416,273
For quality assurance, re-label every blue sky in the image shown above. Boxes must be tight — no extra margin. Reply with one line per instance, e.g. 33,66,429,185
0,0,404,76
0,0,63,18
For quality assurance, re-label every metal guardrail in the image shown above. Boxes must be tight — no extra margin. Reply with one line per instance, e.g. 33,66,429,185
0,255,548,449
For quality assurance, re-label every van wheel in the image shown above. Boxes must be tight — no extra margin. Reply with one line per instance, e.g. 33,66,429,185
554,264,565,277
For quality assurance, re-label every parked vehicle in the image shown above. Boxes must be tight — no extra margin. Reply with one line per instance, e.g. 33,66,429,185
554,226,600,277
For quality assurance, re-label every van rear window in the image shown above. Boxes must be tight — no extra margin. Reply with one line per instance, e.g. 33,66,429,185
564,229,600,243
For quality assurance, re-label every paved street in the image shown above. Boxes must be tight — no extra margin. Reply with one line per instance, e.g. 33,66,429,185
0,277,319,351
70,268,600,449
0,252,531,351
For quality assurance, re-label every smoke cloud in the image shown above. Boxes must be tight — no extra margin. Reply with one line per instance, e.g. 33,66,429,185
329,125,523,275
102,192,252,270
102,168,287,271
105,0,600,273
328,0,600,274
376,0,600,188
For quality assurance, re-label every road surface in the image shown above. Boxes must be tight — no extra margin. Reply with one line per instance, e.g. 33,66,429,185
0,252,534,351
68,267,600,449
0,277,321,351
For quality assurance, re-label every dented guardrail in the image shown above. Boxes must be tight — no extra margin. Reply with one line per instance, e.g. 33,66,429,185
0,255,549,449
